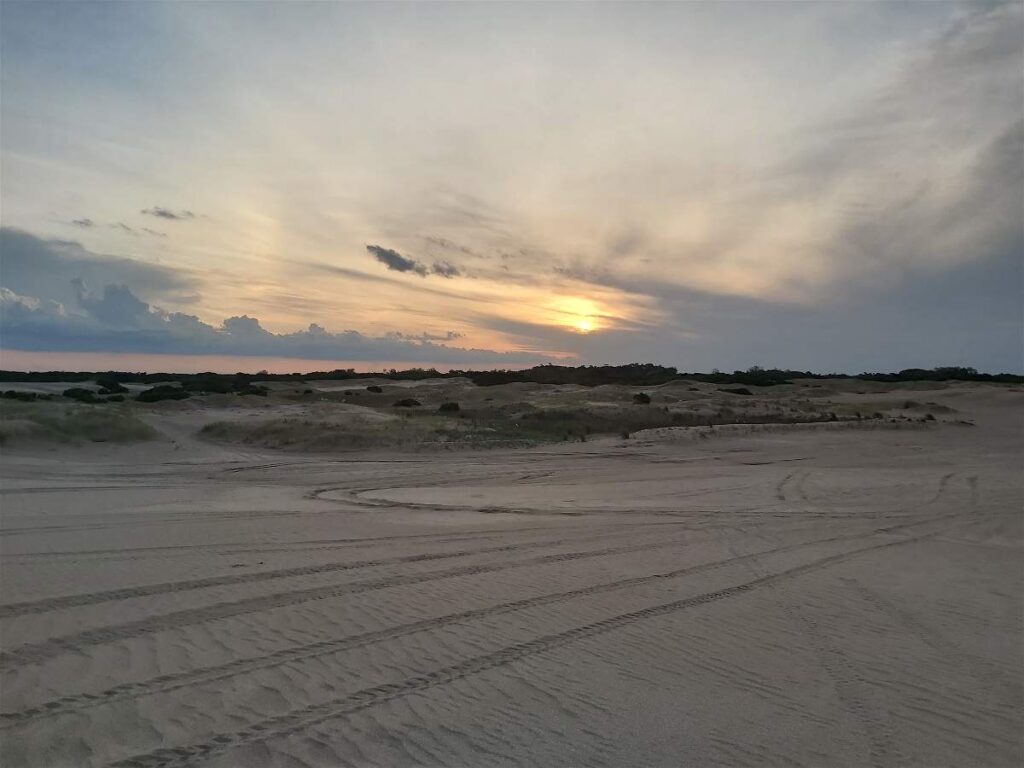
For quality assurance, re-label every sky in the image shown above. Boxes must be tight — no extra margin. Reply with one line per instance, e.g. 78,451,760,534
1,1,1021,373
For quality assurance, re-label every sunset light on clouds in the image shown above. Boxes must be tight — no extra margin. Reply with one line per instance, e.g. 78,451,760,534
1,1,1020,372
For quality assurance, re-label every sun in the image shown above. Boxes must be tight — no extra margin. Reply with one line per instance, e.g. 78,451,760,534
551,297,603,334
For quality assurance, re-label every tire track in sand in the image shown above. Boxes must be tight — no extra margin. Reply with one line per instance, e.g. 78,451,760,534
1,510,978,726
102,524,953,768
0,530,621,618
0,533,698,670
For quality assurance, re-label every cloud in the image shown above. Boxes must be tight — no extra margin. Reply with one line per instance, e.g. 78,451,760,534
0,281,552,364
387,330,464,342
109,222,168,238
366,244,462,279
367,244,427,276
70,218,94,228
141,207,195,221
73,280,154,327
431,260,460,278
0,228,199,310
423,236,481,258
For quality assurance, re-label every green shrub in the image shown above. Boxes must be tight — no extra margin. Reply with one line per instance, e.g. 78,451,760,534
29,409,157,443
63,387,99,403
95,379,129,394
633,392,651,404
2,390,38,402
137,385,190,403
235,384,269,396
438,402,460,413
182,379,234,394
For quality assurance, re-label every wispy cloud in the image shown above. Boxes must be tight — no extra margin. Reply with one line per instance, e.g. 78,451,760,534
141,207,195,221
366,244,461,279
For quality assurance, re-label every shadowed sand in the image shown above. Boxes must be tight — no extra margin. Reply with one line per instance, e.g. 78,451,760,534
0,381,1020,767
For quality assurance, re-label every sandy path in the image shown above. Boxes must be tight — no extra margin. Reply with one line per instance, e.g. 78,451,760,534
0,398,1020,767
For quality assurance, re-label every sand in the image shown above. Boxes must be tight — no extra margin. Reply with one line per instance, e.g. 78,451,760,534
0,382,1021,767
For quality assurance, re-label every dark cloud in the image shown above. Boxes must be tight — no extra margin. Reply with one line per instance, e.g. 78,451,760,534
301,261,492,305
0,281,552,365
366,244,427,276
430,260,460,278
387,330,464,342
73,280,153,326
366,245,462,279
70,218,94,228
141,207,195,221
0,228,199,310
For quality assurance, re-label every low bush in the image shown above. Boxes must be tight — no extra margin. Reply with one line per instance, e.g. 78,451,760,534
235,385,269,396
633,392,651,404
136,385,190,403
182,379,235,394
3,390,39,402
366,385,383,393
96,379,129,394
438,402,460,413
719,387,753,396
63,387,99,403
28,409,158,443
393,398,421,407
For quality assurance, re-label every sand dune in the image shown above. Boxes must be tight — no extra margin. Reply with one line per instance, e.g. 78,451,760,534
0,383,1020,766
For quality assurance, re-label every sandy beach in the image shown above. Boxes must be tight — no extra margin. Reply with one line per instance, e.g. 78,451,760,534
0,381,1021,767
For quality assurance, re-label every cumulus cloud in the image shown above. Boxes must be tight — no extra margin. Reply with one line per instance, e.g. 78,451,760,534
386,330,464,342
0,228,199,310
0,280,550,364
366,244,462,279
141,206,195,221
73,279,153,327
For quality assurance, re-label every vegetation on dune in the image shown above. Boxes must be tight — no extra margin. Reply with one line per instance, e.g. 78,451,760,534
0,407,158,444
136,385,191,403
2,390,52,402
63,387,101,403
2,364,1018,389
95,378,129,394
